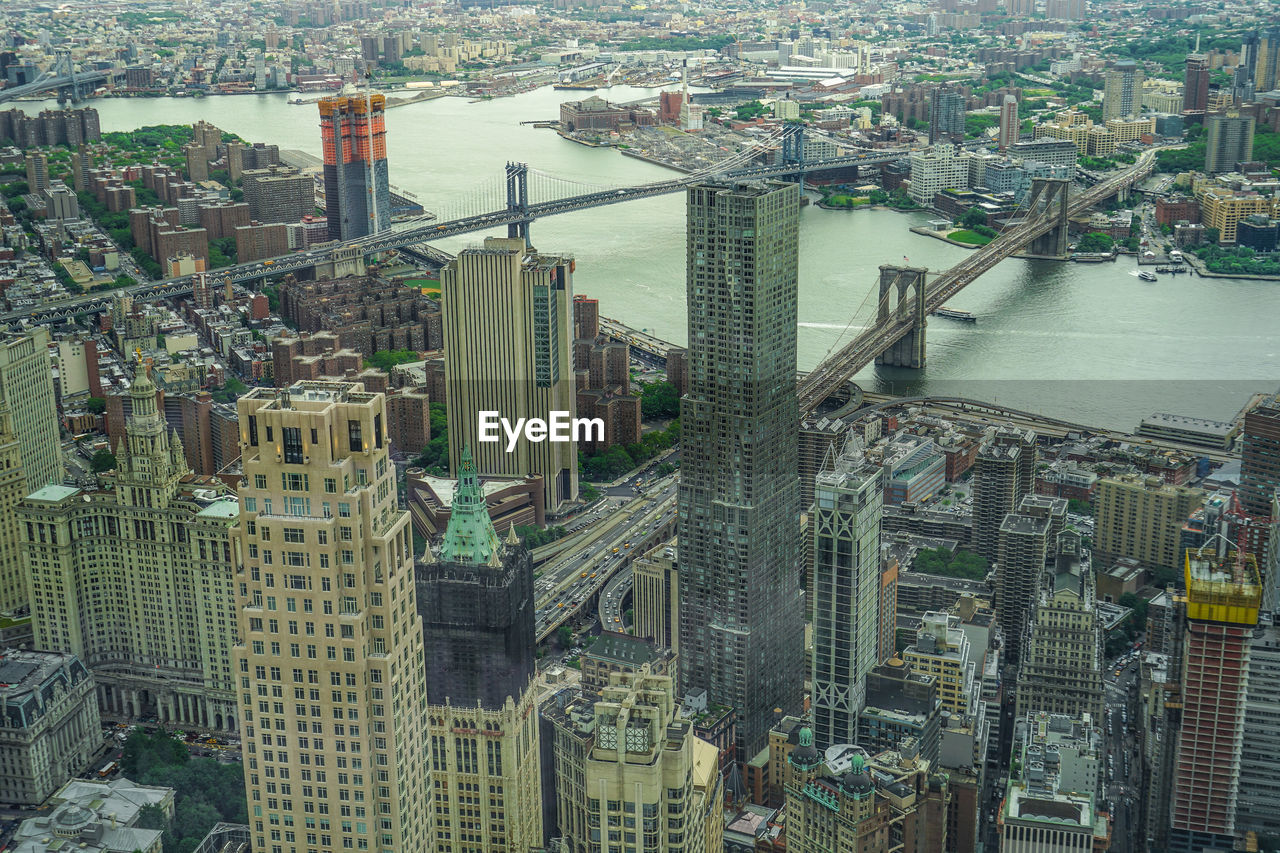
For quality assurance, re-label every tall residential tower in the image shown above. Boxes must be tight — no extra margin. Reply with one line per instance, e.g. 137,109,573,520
234,381,431,853
319,94,389,241
677,180,805,761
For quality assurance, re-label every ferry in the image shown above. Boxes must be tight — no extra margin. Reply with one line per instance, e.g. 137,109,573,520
1137,270,1157,282
931,306,977,322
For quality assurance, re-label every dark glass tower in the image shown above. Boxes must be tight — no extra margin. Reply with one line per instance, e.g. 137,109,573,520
677,180,804,762
416,446,536,708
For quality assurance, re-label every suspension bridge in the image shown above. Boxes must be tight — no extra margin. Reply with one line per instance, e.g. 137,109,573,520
795,145,1160,412
0,49,116,105
3,128,1159,402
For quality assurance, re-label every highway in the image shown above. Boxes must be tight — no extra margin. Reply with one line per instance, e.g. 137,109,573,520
533,475,678,642
598,566,633,632
1104,651,1143,853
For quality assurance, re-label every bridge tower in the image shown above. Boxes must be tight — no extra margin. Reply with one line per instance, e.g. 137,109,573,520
781,123,805,168
53,49,82,105
1024,177,1071,258
505,161,531,245
873,265,929,369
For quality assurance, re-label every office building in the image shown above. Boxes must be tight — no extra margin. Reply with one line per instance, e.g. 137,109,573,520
1102,60,1144,120
0,650,100,806
0,410,27,620
1169,546,1261,852
234,381,431,853
783,734,949,853
970,426,1036,563
930,87,966,144
995,497,1054,665
10,777,173,853
1238,615,1280,837
907,143,970,207
241,165,316,224
1014,531,1103,722
417,447,543,852
1205,113,1256,174
441,237,579,512
545,669,724,853
0,328,62,497
632,541,679,654
1001,712,1106,852
1184,54,1211,115
1095,474,1203,574
1240,393,1280,557
857,658,941,765
998,94,1019,150
677,180,804,762
319,94,389,240
811,436,883,752
903,612,977,716
19,371,239,732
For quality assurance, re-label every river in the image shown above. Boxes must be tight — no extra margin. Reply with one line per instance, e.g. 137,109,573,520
17,89,1279,431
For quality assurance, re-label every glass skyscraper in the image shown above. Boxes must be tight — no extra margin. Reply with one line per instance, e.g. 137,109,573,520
677,180,805,762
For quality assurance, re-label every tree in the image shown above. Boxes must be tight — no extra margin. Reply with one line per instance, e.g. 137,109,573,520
557,625,573,648
366,349,419,371
90,449,117,472
1067,498,1093,516
639,380,680,419
960,206,988,229
86,397,107,415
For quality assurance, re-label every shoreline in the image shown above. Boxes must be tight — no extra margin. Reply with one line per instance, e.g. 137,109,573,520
1182,251,1280,281
910,225,984,249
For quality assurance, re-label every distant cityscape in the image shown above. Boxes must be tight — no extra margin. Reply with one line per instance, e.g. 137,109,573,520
0,3,1278,853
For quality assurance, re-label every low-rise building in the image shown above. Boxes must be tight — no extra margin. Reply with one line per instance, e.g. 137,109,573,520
0,650,100,806
10,777,173,853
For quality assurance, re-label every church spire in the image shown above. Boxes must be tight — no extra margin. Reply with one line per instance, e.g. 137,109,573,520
437,445,502,565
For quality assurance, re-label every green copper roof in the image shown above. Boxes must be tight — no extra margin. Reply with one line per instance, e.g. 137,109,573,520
437,445,502,565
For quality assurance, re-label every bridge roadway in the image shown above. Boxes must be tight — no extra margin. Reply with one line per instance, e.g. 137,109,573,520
0,69,114,104
3,148,911,325
796,148,1160,414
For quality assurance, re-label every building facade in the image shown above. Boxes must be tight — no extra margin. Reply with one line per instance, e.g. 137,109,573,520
1169,547,1262,852
677,181,805,762
441,237,579,513
970,426,1036,563
19,371,238,732
0,650,101,805
811,437,883,752
234,381,431,853
319,95,390,240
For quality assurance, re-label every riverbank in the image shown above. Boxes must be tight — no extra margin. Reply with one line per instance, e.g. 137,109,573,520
617,147,693,174
1182,251,1280,281
910,225,982,249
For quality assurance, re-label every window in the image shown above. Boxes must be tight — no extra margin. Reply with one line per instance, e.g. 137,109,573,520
283,427,304,465
255,474,268,490
374,413,383,449
248,415,259,446
348,420,363,453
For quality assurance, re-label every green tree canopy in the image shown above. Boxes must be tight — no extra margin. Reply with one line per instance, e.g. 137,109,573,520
90,449,117,472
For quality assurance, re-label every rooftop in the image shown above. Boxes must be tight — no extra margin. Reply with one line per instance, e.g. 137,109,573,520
25,483,81,503
1140,411,1236,436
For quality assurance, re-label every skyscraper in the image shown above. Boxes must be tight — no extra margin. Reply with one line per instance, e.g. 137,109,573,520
234,381,431,853
0,328,60,616
19,369,238,731
1169,546,1261,852
1257,27,1280,94
1241,392,1280,563
441,236,579,512
1204,113,1256,174
1102,60,1144,120
810,435,883,752
970,426,1036,563
318,94,389,241
677,180,804,762
1183,54,1211,115
1014,531,1104,722
1237,614,1280,837
998,94,1019,150
930,86,965,144
417,446,543,852
995,495,1062,666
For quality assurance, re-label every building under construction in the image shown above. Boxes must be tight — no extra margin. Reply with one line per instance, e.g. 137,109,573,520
318,94,389,241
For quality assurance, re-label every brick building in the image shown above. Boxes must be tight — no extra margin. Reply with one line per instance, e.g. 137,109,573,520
277,275,442,354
